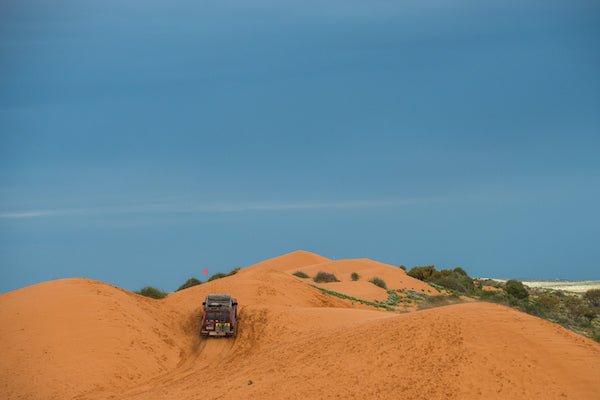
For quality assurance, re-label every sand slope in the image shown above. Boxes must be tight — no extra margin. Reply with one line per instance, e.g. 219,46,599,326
0,279,188,400
1,251,599,399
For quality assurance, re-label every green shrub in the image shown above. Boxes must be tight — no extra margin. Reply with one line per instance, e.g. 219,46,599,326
479,290,507,304
507,295,527,308
407,265,475,295
564,296,596,323
208,272,228,282
429,271,475,295
506,280,529,299
176,278,202,292
398,265,407,271
369,277,387,289
207,267,240,282
584,289,600,307
535,294,560,313
136,286,167,299
407,265,436,281
351,272,360,281
293,271,310,279
520,300,544,317
384,290,400,305
313,271,339,283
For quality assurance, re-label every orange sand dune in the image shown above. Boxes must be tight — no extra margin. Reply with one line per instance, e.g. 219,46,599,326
0,279,188,400
1,251,599,400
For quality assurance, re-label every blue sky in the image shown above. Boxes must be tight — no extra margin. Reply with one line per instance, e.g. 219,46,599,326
1,1,599,293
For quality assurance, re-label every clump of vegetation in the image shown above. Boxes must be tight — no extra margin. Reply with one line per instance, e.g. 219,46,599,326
136,286,168,299
313,271,339,283
351,272,360,281
431,270,474,294
293,271,310,279
408,265,475,295
207,267,241,282
247,379,253,385
176,278,202,292
505,280,529,299
535,294,560,313
407,265,436,281
208,272,228,282
398,265,407,271
563,295,595,324
383,290,401,306
584,289,600,307
369,277,387,289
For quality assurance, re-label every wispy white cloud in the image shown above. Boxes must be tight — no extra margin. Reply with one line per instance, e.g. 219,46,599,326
0,197,439,220
0,211,55,219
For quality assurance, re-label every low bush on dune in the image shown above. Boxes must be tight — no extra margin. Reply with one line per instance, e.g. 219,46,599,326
313,271,339,283
584,289,600,307
293,271,310,279
407,265,436,281
176,277,202,292
207,267,241,282
408,265,475,295
563,296,596,324
351,272,360,281
136,286,168,299
505,280,529,299
369,277,387,289
430,271,474,294
478,289,506,303
534,294,560,313
208,272,228,281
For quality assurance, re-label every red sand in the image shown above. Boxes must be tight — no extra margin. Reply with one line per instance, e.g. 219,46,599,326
482,285,503,292
1,251,599,399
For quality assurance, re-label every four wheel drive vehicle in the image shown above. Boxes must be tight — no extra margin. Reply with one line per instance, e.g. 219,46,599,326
201,294,238,337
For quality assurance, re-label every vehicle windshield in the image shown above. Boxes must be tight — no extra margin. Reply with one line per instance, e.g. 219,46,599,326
206,312,229,322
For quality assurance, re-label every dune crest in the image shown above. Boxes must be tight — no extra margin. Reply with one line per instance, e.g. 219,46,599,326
243,249,331,272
